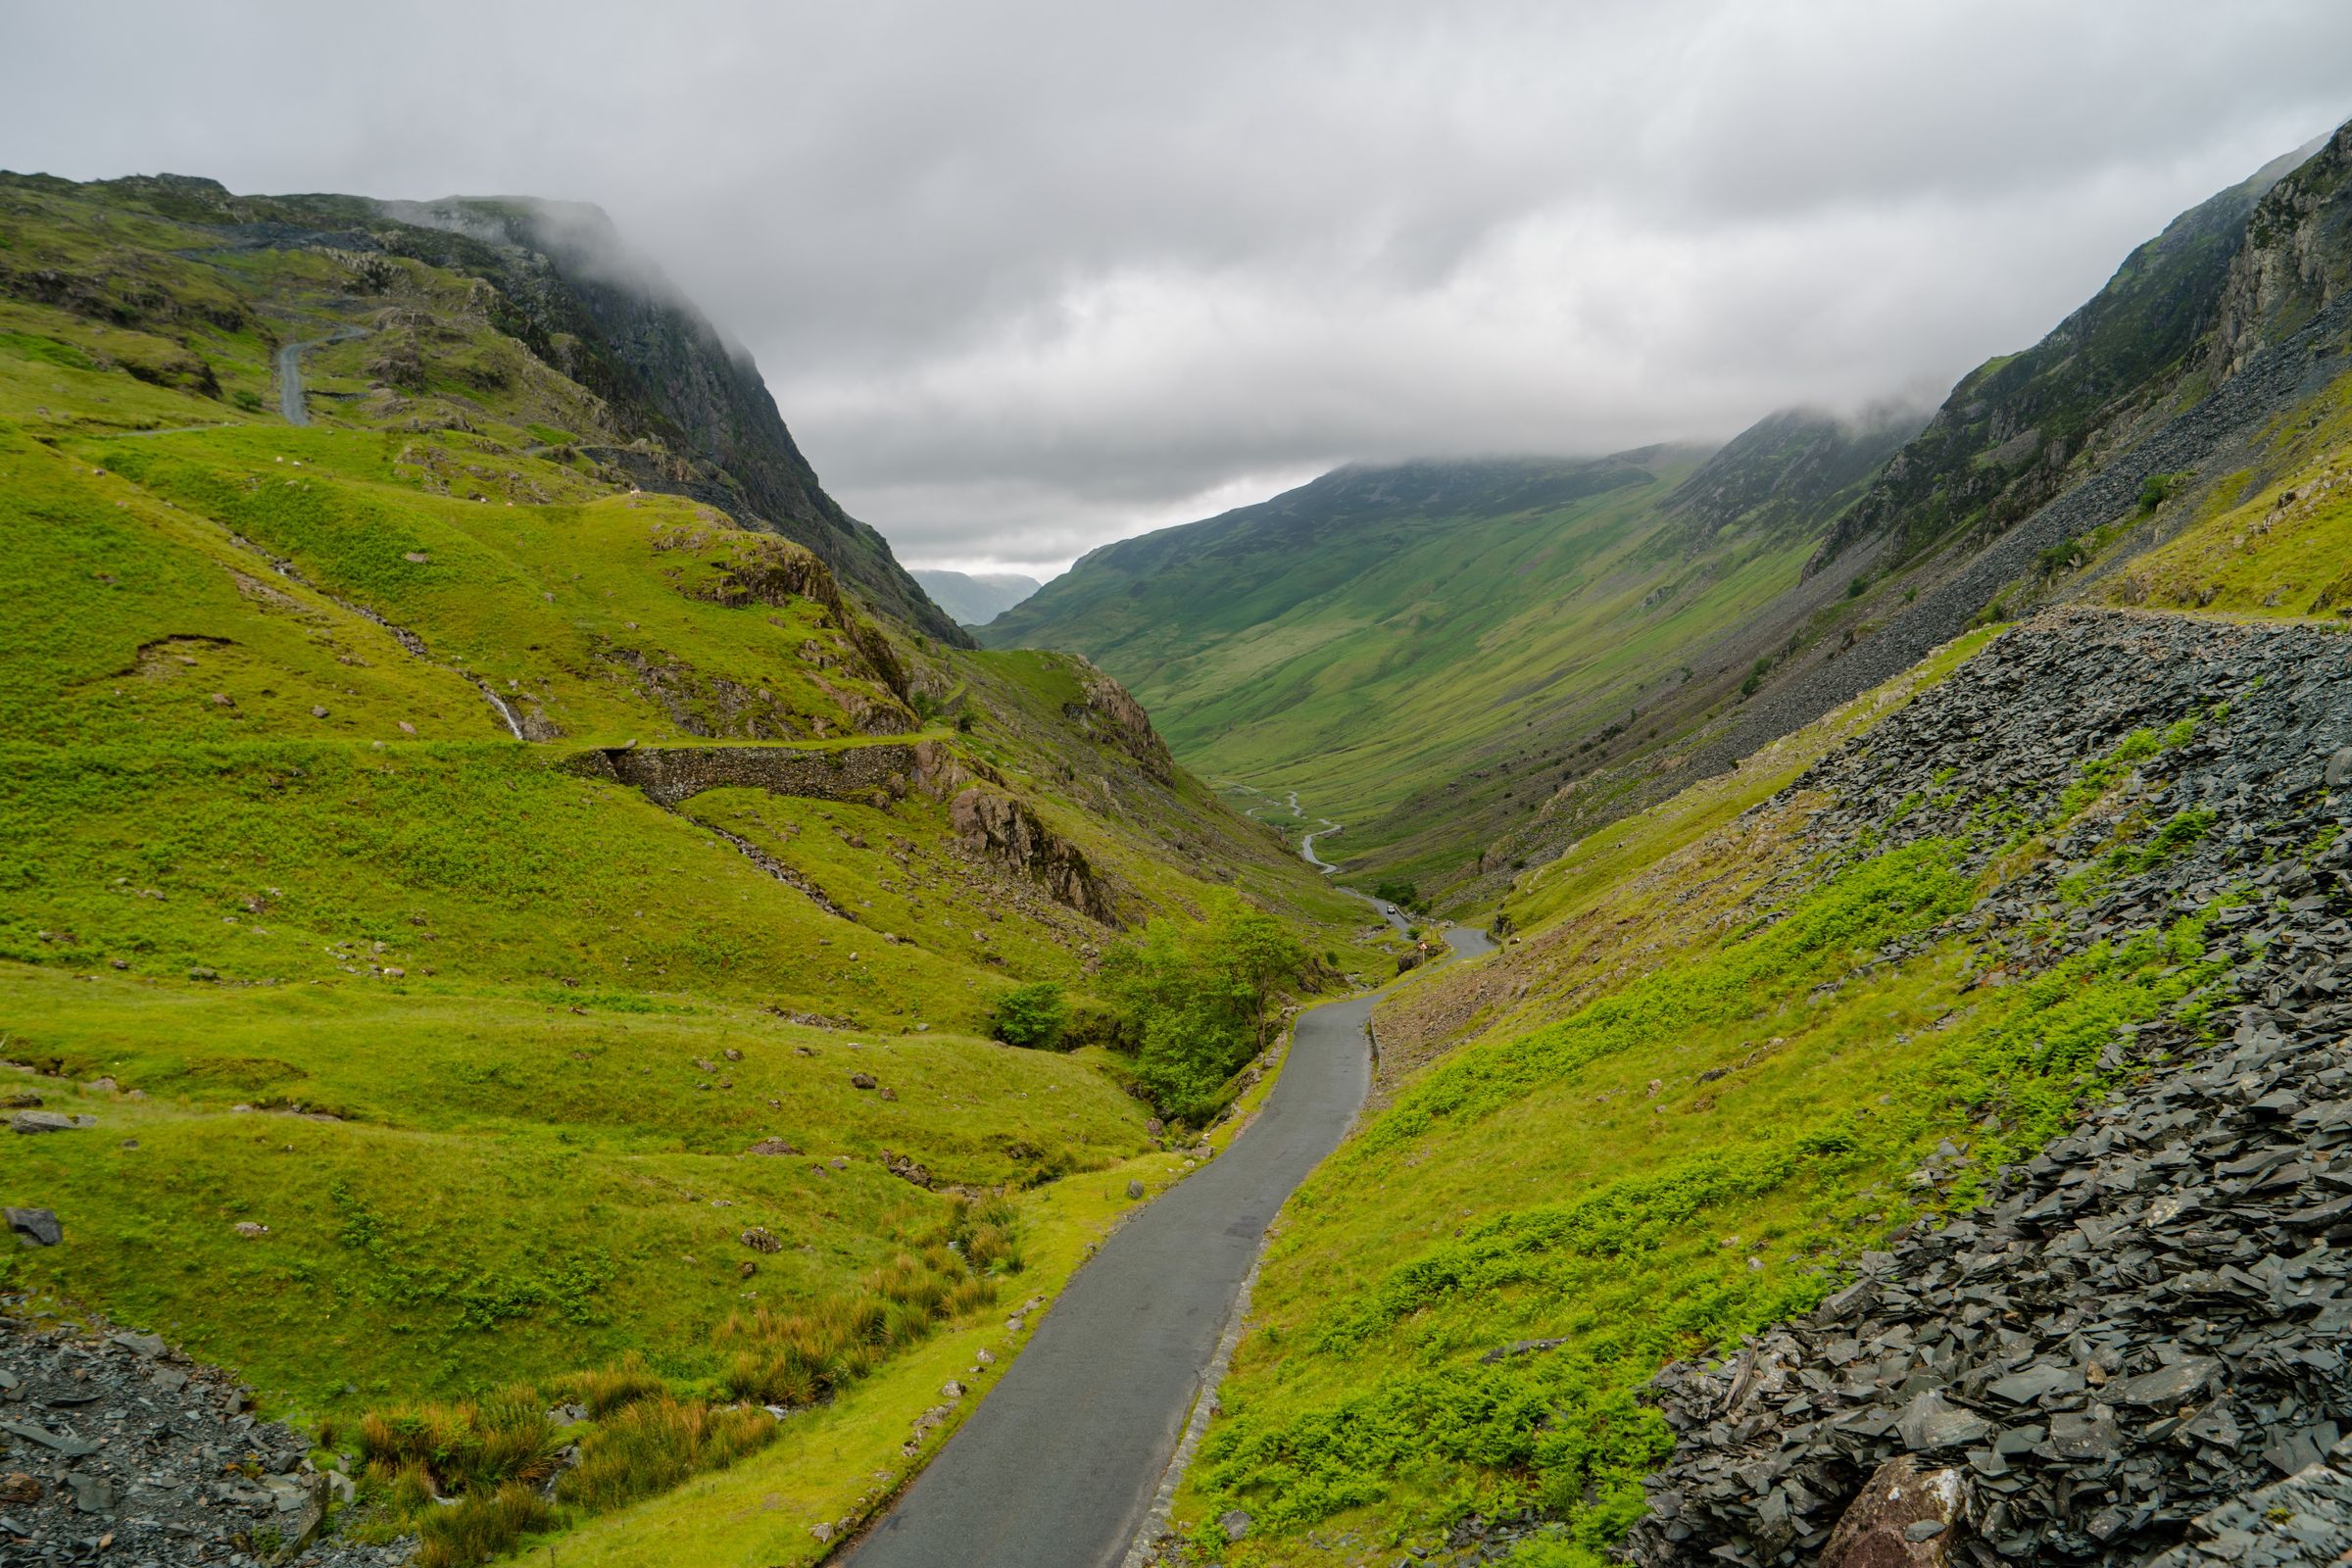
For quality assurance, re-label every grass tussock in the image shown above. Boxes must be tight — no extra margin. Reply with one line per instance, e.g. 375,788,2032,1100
557,1395,778,1513
550,1350,666,1420
351,1200,1030,1562
719,1197,1019,1406
413,1483,556,1568
357,1384,557,1496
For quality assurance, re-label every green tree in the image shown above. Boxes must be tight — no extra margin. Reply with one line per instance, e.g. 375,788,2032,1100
989,980,1068,1050
1099,892,1307,1122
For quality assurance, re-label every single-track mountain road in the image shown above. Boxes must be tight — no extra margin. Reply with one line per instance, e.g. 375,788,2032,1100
844,925,1491,1568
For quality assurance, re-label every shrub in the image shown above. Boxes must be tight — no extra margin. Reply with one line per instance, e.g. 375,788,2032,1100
2137,470,2191,513
1057,994,1130,1051
990,980,1068,1049
1845,574,1868,599
1372,880,1419,908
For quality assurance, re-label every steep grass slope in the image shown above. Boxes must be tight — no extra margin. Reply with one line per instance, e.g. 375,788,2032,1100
1158,609,2350,1568
983,422,1914,883
0,171,1383,1565
990,125,2352,913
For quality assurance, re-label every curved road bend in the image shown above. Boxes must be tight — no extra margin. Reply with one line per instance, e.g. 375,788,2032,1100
847,922,1492,1568
276,328,365,425
275,339,313,424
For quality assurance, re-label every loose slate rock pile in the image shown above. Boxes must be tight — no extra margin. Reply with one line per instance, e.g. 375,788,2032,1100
2144,1432,2352,1567
1621,612,2352,1567
0,1302,398,1567
1627,1015,2352,1566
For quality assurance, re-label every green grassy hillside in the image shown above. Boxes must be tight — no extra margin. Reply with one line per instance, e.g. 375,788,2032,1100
985,129,2352,916
1158,603,2352,1566
0,172,1384,1566
982,426,1911,883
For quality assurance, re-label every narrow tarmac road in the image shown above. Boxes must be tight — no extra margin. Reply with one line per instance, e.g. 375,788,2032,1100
845,920,1490,1568
275,339,312,424
276,328,364,425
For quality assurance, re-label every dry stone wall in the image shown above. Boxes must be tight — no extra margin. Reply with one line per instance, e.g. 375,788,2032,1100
565,740,1123,924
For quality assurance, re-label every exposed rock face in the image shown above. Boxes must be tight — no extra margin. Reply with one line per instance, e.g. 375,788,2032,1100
371,195,968,645
2207,122,2352,383
1620,609,2352,1568
949,787,1122,927
1803,130,2327,579
1818,1459,1969,1568
1066,662,1175,782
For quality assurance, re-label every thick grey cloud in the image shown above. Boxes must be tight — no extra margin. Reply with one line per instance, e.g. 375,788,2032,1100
7,1,2349,573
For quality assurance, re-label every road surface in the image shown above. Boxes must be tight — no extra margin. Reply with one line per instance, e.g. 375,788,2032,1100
845,924,1490,1568
276,328,364,425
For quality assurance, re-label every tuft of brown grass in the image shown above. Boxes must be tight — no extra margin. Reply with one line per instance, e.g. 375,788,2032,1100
557,1395,778,1513
413,1481,555,1568
550,1350,666,1419
715,1241,1004,1406
357,1383,556,1496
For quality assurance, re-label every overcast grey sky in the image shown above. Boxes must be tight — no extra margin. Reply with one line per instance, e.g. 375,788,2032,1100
7,2,2350,574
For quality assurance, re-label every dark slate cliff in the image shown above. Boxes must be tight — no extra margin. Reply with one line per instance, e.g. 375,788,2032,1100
1802,129,2345,582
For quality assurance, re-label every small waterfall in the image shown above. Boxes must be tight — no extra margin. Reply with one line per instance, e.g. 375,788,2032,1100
477,683,526,740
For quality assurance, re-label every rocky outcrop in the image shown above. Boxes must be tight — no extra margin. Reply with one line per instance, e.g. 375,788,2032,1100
1067,662,1175,782
1819,1458,1969,1568
679,531,913,704
949,787,1122,927
2206,122,2352,383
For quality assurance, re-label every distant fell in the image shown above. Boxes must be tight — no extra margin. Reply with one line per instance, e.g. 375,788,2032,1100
982,421,1911,888
911,568,1043,626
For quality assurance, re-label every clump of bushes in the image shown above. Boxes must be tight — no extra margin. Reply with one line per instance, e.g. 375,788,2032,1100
990,979,1068,1049
1098,890,1308,1123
